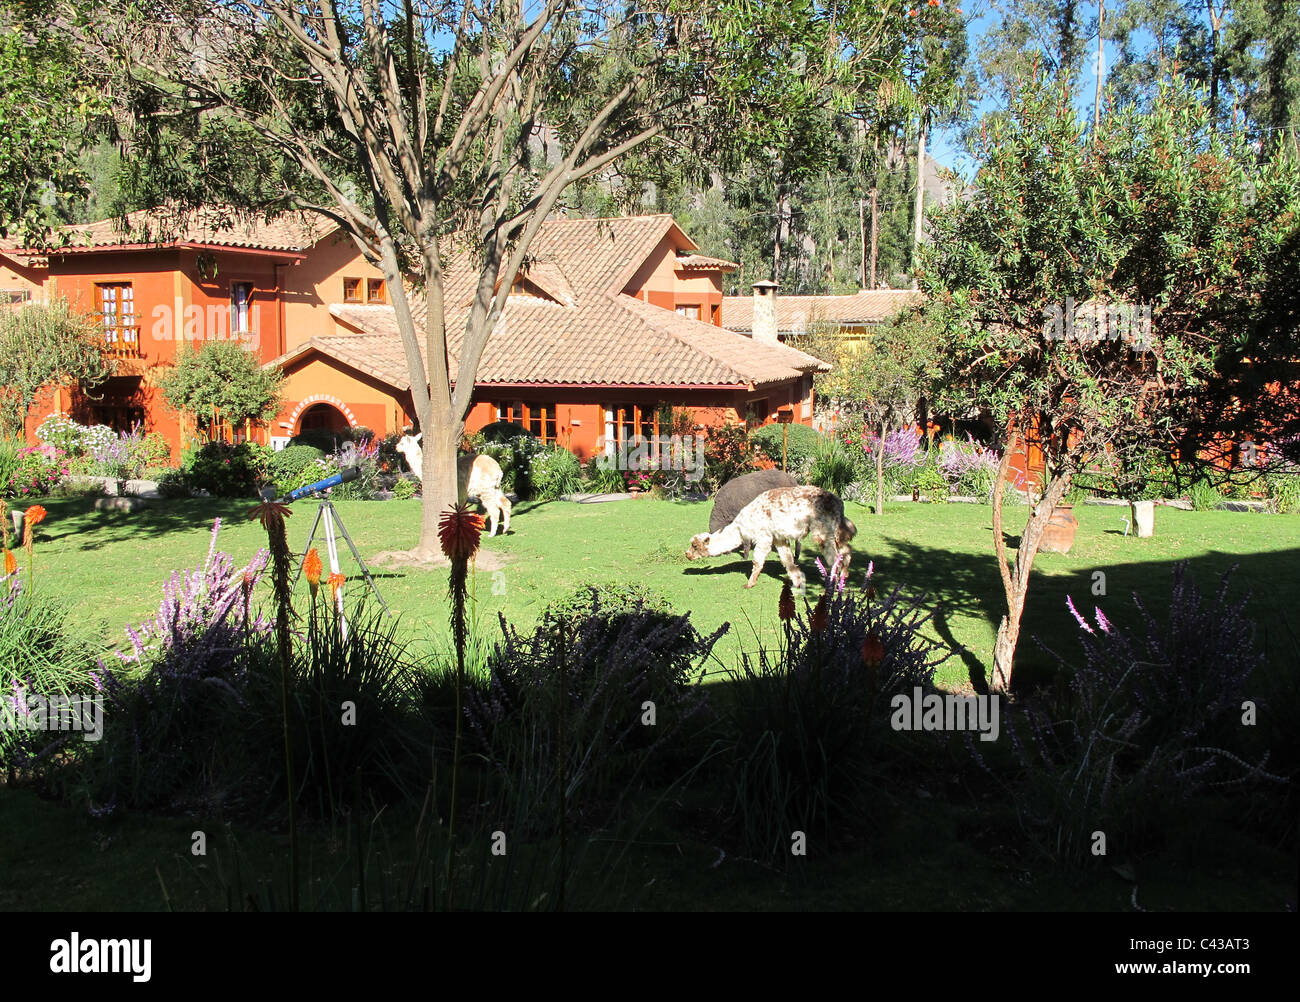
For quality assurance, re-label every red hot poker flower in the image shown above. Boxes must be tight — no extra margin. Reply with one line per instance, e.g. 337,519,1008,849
810,595,829,633
303,549,323,595
24,505,47,527
438,503,485,563
328,572,346,600
778,581,795,621
862,629,885,668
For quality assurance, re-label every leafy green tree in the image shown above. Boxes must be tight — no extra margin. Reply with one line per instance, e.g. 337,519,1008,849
157,340,284,441
0,5,104,243
0,299,115,437
795,314,940,515
59,0,920,560
921,71,1300,691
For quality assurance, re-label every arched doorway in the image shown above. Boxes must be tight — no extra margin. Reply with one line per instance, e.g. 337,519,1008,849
298,402,351,436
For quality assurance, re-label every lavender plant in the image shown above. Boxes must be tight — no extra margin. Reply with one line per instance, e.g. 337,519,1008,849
983,561,1282,867
82,519,273,810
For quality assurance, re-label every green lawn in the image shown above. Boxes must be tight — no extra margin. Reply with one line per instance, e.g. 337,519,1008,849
22,493,1300,688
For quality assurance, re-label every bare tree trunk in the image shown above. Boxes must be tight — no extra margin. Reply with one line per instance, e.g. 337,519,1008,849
859,197,867,289
990,451,1072,693
869,187,879,288
875,419,886,516
911,118,927,290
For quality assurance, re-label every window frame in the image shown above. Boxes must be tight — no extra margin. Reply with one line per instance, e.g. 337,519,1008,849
343,277,362,303
366,278,386,304
230,281,254,335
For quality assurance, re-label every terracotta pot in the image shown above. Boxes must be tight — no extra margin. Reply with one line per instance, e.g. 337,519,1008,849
1039,504,1078,554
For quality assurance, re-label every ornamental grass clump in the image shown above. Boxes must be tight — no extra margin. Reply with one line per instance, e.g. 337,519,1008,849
725,560,946,865
467,585,724,838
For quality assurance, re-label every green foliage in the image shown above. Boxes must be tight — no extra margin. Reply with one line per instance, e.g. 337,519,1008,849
0,443,67,500
807,435,858,495
913,461,947,501
1266,471,1300,513
0,23,103,244
584,458,629,494
177,441,270,498
531,446,584,501
476,434,550,499
0,300,114,439
923,73,1300,491
268,445,327,496
703,423,758,491
1190,478,1223,512
156,340,283,435
0,582,97,769
749,422,822,478
390,476,417,501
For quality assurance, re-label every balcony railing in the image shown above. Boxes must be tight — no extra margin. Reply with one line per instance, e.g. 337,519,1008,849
102,324,142,359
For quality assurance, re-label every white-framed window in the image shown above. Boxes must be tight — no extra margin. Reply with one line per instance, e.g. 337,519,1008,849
230,281,254,334
675,304,700,320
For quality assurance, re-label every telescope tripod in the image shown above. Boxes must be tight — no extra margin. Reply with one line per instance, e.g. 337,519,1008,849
292,498,391,615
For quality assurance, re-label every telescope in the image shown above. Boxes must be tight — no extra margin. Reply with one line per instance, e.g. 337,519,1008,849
261,465,360,503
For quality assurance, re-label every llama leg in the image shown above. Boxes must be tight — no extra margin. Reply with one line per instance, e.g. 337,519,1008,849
500,493,511,534
746,537,772,588
776,542,804,591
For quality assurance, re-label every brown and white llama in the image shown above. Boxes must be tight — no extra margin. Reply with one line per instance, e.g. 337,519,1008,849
685,485,856,590
395,432,513,537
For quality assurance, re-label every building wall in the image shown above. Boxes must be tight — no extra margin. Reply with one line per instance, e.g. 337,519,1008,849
282,230,387,350
622,233,725,324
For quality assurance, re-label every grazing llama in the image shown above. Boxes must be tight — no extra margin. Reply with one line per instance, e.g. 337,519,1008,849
685,485,855,590
395,432,512,537
709,468,799,560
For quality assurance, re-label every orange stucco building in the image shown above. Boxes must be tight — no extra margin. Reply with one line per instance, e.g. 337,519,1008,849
2,209,828,462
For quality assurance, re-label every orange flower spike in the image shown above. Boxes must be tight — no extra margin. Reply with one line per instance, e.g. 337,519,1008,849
438,503,485,563
778,581,795,621
810,594,829,633
328,572,346,600
3,549,15,576
303,549,323,596
23,505,47,527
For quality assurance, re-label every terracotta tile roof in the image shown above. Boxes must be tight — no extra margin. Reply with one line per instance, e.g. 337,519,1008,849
721,289,922,332
675,252,739,272
260,213,825,390
10,205,334,254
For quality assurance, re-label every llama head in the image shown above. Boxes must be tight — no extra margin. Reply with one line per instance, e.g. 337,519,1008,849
395,433,423,477
684,532,712,561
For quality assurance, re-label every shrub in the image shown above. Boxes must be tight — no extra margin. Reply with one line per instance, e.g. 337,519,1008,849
725,564,946,864
478,421,536,444
391,476,417,500
937,435,1001,500
1189,477,1221,511
467,585,724,834
268,444,327,495
35,413,85,455
750,422,822,478
1,445,67,500
913,461,947,501
584,458,628,493
531,446,584,500
80,520,272,810
703,422,757,491
181,441,270,497
1,578,97,771
477,433,549,498
329,436,380,500
994,563,1279,866
1266,470,1300,513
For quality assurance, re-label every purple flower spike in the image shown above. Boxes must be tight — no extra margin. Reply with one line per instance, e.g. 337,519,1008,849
1066,595,1094,634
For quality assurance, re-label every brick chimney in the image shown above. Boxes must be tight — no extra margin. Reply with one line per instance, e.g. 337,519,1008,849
752,279,779,344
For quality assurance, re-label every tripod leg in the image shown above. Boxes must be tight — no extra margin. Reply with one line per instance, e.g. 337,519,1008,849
329,503,392,615
291,502,326,592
